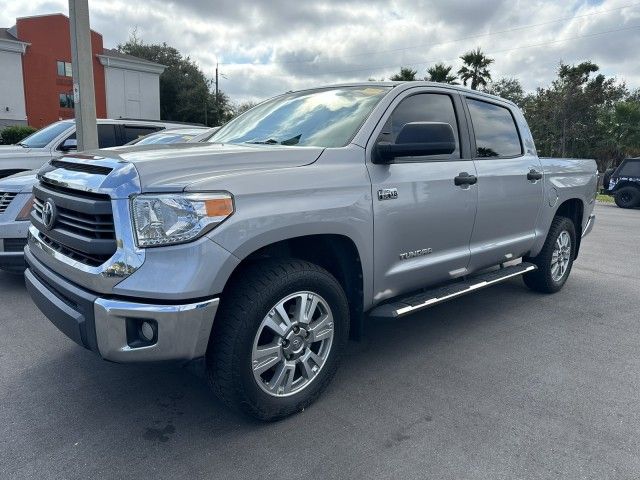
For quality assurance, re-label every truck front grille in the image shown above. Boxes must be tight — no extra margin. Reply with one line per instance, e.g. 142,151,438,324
31,182,117,267
0,192,17,214
4,238,28,252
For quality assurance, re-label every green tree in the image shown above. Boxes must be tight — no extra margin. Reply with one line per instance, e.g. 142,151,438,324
426,63,458,84
485,78,525,106
523,61,627,169
458,48,494,90
118,36,231,126
390,67,418,81
597,100,640,166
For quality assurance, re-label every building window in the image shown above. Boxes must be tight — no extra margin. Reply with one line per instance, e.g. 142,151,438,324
56,61,73,77
59,92,74,109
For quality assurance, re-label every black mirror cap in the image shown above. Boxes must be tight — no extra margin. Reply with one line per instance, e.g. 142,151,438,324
374,122,456,163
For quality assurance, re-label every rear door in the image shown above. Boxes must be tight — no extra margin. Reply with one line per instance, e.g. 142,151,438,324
366,88,478,302
464,96,544,271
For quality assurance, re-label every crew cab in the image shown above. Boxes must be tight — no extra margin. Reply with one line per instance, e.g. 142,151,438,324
24,83,598,420
0,118,196,179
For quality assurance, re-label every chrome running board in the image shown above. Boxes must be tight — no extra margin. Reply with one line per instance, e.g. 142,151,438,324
369,262,537,319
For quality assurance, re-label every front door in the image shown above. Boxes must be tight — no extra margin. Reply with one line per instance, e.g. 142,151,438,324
366,90,478,303
464,96,544,271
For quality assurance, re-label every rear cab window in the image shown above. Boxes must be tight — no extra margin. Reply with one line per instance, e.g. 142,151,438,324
466,98,522,158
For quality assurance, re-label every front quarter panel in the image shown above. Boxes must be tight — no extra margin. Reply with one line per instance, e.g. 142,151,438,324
201,146,375,308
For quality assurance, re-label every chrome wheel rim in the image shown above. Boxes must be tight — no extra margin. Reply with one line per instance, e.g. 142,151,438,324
551,230,571,282
251,291,334,397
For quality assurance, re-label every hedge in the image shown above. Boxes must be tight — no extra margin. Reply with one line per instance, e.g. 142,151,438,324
0,125,37,145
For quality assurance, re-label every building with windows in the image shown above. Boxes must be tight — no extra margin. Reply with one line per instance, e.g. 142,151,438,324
0,14,165,129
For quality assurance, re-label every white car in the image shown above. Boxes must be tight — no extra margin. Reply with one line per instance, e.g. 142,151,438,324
0,118,197,179
0,124,210,273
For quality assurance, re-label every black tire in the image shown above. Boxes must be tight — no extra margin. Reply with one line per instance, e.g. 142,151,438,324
614,186,640,209
206,259,349,421
524,216,576,294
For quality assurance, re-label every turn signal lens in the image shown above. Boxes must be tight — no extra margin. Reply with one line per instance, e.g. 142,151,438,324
204,197,234,217
16,195,34,221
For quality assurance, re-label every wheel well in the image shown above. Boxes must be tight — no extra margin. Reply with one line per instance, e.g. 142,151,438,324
227,235,364,340
554,199,584,259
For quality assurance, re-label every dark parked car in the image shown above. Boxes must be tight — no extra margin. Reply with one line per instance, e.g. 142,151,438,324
602,158,640,208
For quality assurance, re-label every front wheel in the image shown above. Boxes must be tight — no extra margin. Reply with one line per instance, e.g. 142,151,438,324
206,259,349,421
614,186,640,209
524,216,576,293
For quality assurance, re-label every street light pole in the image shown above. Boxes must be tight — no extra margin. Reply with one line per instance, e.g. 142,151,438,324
69,0,98,151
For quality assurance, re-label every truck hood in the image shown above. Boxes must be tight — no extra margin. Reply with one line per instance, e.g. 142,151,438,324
0,169,38,192
0,145,50,161
91,142,325,191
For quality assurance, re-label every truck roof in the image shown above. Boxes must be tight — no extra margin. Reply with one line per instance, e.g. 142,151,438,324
288,81,519,109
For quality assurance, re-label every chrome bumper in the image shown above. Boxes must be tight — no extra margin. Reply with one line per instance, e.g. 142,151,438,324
582,214,596,238
94,297,219,362
25,247,219,363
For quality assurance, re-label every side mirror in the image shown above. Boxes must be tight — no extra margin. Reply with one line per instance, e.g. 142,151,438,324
374,122,456,163
59,138,77,151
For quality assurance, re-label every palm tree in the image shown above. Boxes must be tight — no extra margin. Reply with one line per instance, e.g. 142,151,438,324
458,48,494,90
426,63,458,84
390,67,418,81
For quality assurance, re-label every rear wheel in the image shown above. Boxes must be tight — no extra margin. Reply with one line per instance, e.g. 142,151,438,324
524,216,576,293
206,259,349,421
614,186,640,209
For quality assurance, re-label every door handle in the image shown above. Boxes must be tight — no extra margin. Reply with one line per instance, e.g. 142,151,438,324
454,172,478,186
527,169,543,181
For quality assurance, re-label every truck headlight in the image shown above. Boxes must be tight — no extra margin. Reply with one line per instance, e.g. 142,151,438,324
132,193,234,247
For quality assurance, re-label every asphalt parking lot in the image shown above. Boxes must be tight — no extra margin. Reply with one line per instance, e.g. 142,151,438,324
1,203,639,480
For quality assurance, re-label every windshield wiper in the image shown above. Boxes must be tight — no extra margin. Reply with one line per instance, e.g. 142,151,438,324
246,139,279,145
246,134,301,146
16,142,29,148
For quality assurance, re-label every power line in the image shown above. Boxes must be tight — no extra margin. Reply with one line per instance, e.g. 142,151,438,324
219,1,640,67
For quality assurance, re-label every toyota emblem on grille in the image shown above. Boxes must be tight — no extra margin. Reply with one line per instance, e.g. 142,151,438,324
42,199,57,230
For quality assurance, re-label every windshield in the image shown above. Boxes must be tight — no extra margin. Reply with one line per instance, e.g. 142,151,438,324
19,121,74,148
210,86,391,148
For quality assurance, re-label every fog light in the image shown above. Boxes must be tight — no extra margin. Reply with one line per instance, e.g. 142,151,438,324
140,321,155,342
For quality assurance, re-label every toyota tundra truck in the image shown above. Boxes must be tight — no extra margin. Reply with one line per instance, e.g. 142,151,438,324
24,83,598,420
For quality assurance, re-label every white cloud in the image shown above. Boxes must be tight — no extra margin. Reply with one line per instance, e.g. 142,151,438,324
2,0,639,102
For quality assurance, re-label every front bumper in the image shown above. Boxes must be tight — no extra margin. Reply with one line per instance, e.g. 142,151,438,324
25,247,219,362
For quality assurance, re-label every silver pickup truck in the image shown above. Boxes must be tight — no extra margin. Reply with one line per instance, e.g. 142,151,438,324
24,83,597,420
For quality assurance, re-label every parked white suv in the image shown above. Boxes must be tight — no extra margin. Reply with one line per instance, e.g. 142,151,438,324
0,119,197,178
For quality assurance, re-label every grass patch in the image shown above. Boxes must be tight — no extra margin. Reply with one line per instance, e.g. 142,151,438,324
596,193,614,203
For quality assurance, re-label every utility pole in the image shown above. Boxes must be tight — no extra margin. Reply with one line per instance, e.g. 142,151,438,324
69,0,98,151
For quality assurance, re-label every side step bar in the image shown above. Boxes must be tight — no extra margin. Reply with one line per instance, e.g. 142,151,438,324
369,262,537,319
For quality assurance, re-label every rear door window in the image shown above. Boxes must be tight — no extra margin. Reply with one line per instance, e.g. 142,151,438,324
618,160,640,177
466,98,522,158
97,124,118,148
123,126,163,143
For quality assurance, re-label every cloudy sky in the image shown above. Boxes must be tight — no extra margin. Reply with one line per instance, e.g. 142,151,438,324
2,0,639,103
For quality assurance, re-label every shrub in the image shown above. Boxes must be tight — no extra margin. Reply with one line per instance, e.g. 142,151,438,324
0,125,37,145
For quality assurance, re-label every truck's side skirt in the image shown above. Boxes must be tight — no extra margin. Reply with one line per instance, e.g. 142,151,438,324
369,262,537,319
